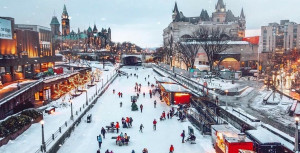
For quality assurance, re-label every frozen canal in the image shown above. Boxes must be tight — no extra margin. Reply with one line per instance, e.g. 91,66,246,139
58,66,215,153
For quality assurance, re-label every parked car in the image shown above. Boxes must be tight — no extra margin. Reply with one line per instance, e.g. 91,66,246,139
33,72,45,79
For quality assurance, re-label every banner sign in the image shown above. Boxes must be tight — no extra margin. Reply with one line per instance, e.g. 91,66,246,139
0,18,12,39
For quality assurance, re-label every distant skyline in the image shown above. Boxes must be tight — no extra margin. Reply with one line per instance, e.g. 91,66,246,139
0,0,299,47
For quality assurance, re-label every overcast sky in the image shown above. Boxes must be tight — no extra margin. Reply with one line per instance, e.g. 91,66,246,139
1,0,300,47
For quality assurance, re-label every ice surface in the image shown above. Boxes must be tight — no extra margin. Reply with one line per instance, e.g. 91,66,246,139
57,67,215,153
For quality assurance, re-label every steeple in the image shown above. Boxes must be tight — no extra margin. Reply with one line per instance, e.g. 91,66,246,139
62,4,68,18
172,2,181,22
173,2,179,14
240,8,245,19
93,24,98,33
215,0,226,12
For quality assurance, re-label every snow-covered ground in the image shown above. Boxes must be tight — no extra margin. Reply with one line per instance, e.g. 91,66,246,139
0,63,117,153
57,66,215,153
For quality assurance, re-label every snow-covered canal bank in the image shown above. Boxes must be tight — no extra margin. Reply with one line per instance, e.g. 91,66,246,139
58,66,215,153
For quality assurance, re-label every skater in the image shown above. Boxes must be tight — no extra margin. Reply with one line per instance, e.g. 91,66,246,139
129,117,133,127
97,135,102,148
167,112,170,119
153,119,157,130
118,92,121,98
142,148,148,153
121,92,123,97
143,92,145,97
116,122,120,133
169,145,174,153
181,130,185,143
101,127,106,138
148,75,150,78
140,104,143,113
17,81,20,90
97,149,100,153
139,124,144,133
148,81,150,86
162,111,166,119
154,100,157,108
145,77,146,81
120,102,122,107
126,117,130,128
113,89,115,94
131,150,135,153
137,93,139,98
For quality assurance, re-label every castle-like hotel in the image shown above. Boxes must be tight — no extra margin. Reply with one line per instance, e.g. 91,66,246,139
163,0,246,44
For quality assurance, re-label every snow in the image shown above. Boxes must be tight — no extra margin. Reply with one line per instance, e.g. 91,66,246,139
57,66,215,153
160,83,190,93
154,77,176,84
246,126,293,150
0,63,117,153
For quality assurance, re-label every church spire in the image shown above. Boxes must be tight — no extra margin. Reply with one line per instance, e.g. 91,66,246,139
240,8,245,19
173,2,179,13
62,4,68,17
215,0,226,12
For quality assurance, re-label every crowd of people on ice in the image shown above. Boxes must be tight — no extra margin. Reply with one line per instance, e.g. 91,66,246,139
95,68,193,153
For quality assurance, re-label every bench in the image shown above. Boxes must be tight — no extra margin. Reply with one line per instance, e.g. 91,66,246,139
112,136,130,146
106,126,116,133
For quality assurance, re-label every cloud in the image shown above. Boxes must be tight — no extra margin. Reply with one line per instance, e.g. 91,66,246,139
101,18,106,21
3,6,7,9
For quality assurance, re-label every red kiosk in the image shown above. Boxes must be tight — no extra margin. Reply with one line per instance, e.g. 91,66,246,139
212,125,253,153
160,83,190,105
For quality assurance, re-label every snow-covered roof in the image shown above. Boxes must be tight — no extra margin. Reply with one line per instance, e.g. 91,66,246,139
155,77,177,84
161,83,190,93
184,41,249,45
246,126,294,150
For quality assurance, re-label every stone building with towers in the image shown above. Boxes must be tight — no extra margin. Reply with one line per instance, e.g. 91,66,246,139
163,0,246,44
50,4,112,51
162,0,260,71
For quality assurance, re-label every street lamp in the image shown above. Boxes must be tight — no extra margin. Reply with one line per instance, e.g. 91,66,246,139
295,117,299,152
83,89,88,105
225,90,229,110
40,120,46,152
95,83,98,95
69,100,74,120
170,55,173,67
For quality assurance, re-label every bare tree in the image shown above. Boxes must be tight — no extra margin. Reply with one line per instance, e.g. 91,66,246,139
164,35,175,65
176,40,201,70
194,27,231,71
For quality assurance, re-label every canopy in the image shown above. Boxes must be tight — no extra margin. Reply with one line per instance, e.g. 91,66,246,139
160,83,190,93
155,77,177,84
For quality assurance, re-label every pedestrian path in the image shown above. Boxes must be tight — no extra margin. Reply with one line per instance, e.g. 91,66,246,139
58,67,215,153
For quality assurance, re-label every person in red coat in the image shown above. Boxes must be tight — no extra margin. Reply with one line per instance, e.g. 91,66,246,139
162,111,166,119
169,145,174,153
115,122,120,133
116,135,121,145
126,117,130,128
153,119,157,130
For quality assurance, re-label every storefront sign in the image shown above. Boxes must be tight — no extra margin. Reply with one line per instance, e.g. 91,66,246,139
0,18,12,40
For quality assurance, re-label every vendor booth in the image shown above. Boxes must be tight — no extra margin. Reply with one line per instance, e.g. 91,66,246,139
160,83,190,105
212,125,253,153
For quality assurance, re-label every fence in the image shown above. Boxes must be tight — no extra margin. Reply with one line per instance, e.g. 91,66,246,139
34,68,119,153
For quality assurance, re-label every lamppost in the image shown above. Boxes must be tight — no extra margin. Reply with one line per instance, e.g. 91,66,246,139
40,120,46,152
69,100,73,120
83,89,88,105
295,117,299,152
170,55,173,67
225,90,228,110
95,83,98,95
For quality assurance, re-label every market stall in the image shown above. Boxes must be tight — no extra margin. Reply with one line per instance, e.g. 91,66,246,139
212,125,253,153
160,83,190,105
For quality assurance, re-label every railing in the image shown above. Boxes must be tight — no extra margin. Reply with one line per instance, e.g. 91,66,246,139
34,67,119,153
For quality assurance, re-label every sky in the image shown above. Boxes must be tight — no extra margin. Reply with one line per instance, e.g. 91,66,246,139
0,0,300,48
